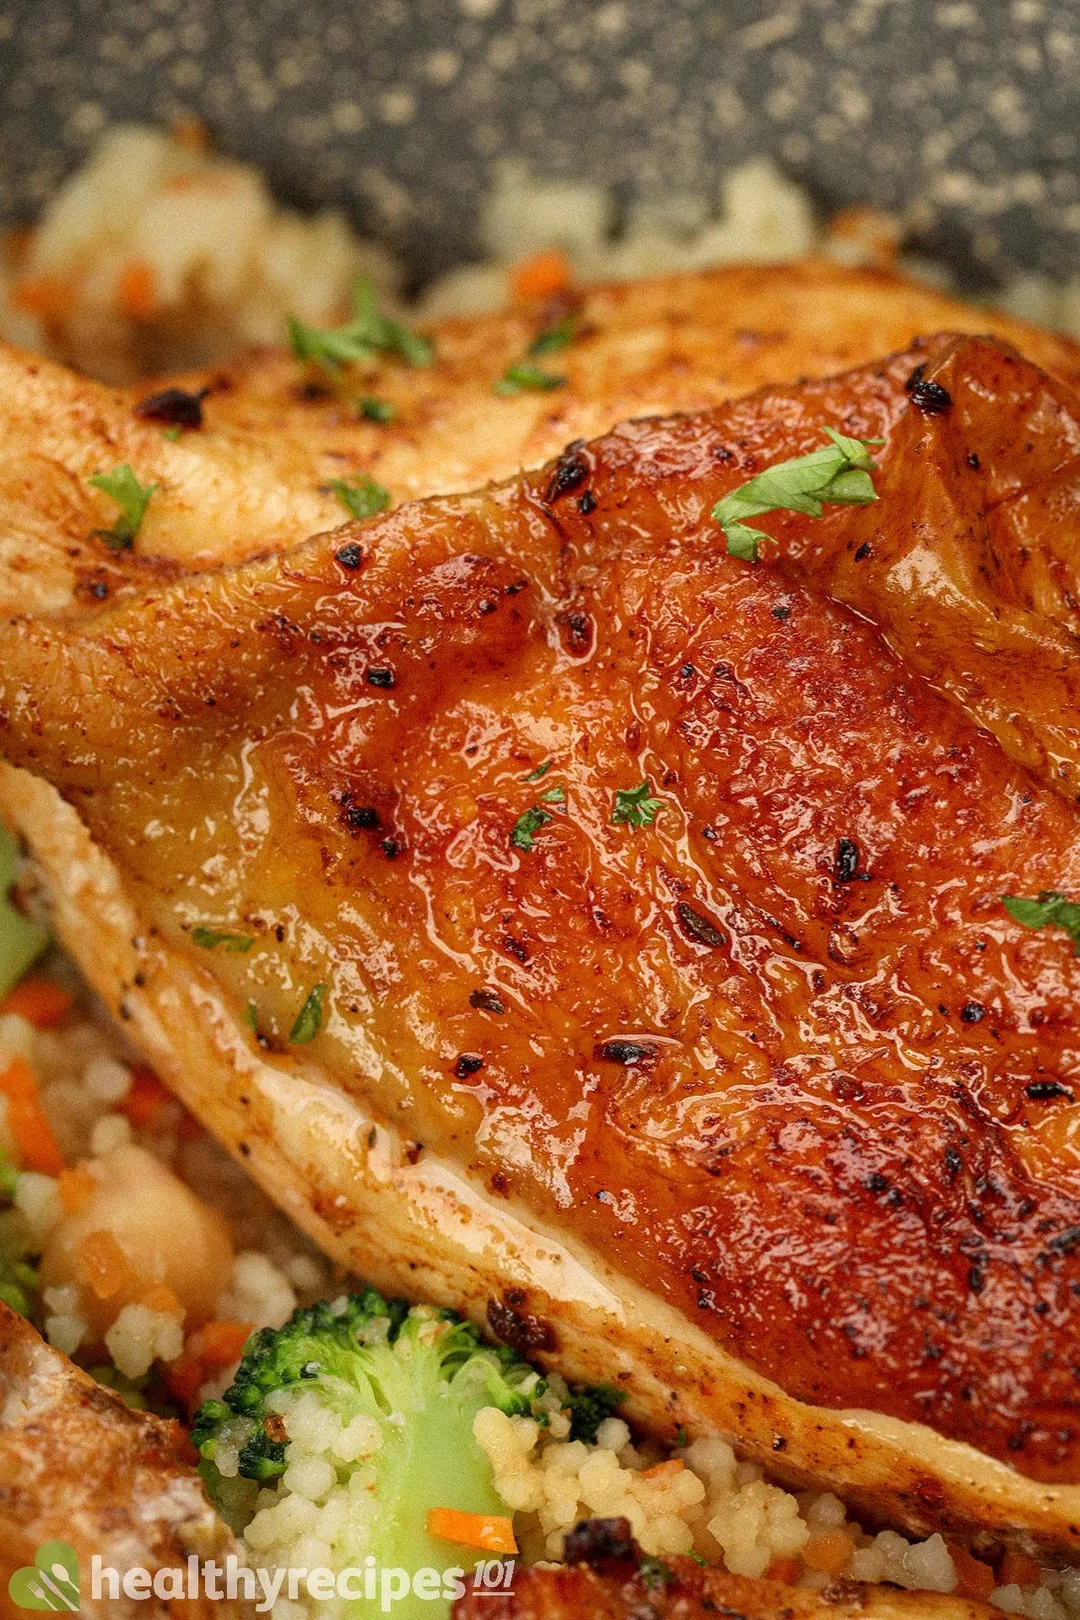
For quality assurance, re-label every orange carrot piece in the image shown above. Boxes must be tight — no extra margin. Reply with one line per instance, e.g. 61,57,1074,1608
116,260,157,320
998,1548,1043,1590
195,1320,254,1366
765,1559,802,1585
802,1530,854,1576
10,272,77,322
947,1544,997,1602
1,976,73,1029
140,1283,182,1316
165,1351,206,1409
120,1065,172,1128
57,1164,96,1214
426,1509,518,1555
639,1459,686,1483
0,1056,65,1175
511,249,573,303
76,1230,133,1300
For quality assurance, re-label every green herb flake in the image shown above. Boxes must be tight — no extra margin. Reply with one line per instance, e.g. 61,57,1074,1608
191,927,254,953
288,277,433,374
495,361,567,397
331,475,391,520
510,805,553,851
638,1556,676,1592
712,427,883,564
245,999,259,1032
357,395,398,424
1002,890,1080,953
540,785,566,804
612,780,664,829
89,464,157,551
528,316,576,358
522,761,553,782
289,983,327,1044
163,425,183,442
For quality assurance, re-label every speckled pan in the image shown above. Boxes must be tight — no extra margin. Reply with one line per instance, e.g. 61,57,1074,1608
0,0,1078,286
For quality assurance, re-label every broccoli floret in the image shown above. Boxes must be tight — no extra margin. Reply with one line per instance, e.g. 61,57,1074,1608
565,1381,626,1443
194,1289,545,1616
0,1149,37,1319
0,826,49,999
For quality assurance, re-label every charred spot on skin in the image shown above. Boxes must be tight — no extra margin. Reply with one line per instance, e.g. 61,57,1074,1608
1027,1081,1072,1101
771,600,791,621
853,542,872,562
595,1039,657,1067
380,837,401,860
563,1518,638,1569
960,1001,986,1024
487,1291,556,1353
454,1052,484,1079
967,451,981,470
676,902,726,950
294,380,332,403
834,837,871,883
905,364,953,415
470,987,506,1015
366,666,395,688
134,386,209,428
944,1146,963,1177
577,490,597,515
502,934,530,964
545,440,589,502
557,607,594,656
342,802,380,831
335,542,364,571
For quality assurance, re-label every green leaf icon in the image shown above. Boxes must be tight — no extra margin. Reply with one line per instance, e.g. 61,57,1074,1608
9,1541,80,1611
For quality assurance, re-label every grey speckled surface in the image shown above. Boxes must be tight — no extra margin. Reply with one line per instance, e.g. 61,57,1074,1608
1,0,1079,285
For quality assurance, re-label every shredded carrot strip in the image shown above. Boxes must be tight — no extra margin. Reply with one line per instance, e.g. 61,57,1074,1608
511,249,573,303
0,1056,65,1175
120,1065,172,1128
1,976,73,1029
764,1558,802,1585
76,1230,133,1300
947,1544,997,1601
639,1458,685,1483
195,1320,255,1366
117,260,157,320
426,1508,518,1555
10,272,77,322
801,1530,853,1576
57,1164,96,1214
999,1548,1043,1590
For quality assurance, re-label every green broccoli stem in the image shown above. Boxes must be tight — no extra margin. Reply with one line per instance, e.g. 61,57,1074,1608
0,825,49,999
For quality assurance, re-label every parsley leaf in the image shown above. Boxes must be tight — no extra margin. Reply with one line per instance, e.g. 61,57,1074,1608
638,1556,676,1592
191,927,254,953
1002,891,1080,952
522,761,552,783
612,780,664,828
511,805,553,851
331,475,391,520
289,983,327,1043
89,465,157,550
566,1382,627,1442
495,361,567,396
712,427,883,564
288,276,433,373
356,395,398,423
245,999,260,1032
528,316,576,357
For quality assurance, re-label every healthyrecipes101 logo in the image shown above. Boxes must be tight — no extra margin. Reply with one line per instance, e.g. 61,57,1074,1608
8,1541,80,1611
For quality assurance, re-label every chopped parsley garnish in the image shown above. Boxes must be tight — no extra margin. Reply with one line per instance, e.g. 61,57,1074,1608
356,395,398,423
566,1381,627,1442
540,785,566,804
89,465,157,551
331,475,391,520
528,315,576,358
1002,891,1080,953
712,427,882,563
495,361,567,396
289,983,327,1043
612,780,663,828
163,425,183,442
288,276,433,373
522,761,553,782
511,805,553,851
191,927,254,953
245,999,259,1032
638,1556,676,1592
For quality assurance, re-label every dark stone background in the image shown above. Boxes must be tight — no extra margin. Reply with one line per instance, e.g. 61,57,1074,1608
1,0,1078,288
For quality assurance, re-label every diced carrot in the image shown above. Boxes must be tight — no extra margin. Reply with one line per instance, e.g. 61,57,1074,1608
57,1164,96,1214
140,1283,182,1316
0,1056,65,1175
426,1509,518,1555
1,975,73,1028
639,1459,686,1483
120,1065,172,1128
116,260,157,320
765,1558,803,1585
998,1548,1043,1590
947,1544,997,1602
511,249,573,304
802,1530,854,1576
165,1351,207,1410
76,1229,133,1300
195,1319,254,1366
10,272,77,322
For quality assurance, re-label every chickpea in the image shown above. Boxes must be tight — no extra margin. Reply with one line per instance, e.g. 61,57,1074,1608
41,1143,234,1337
